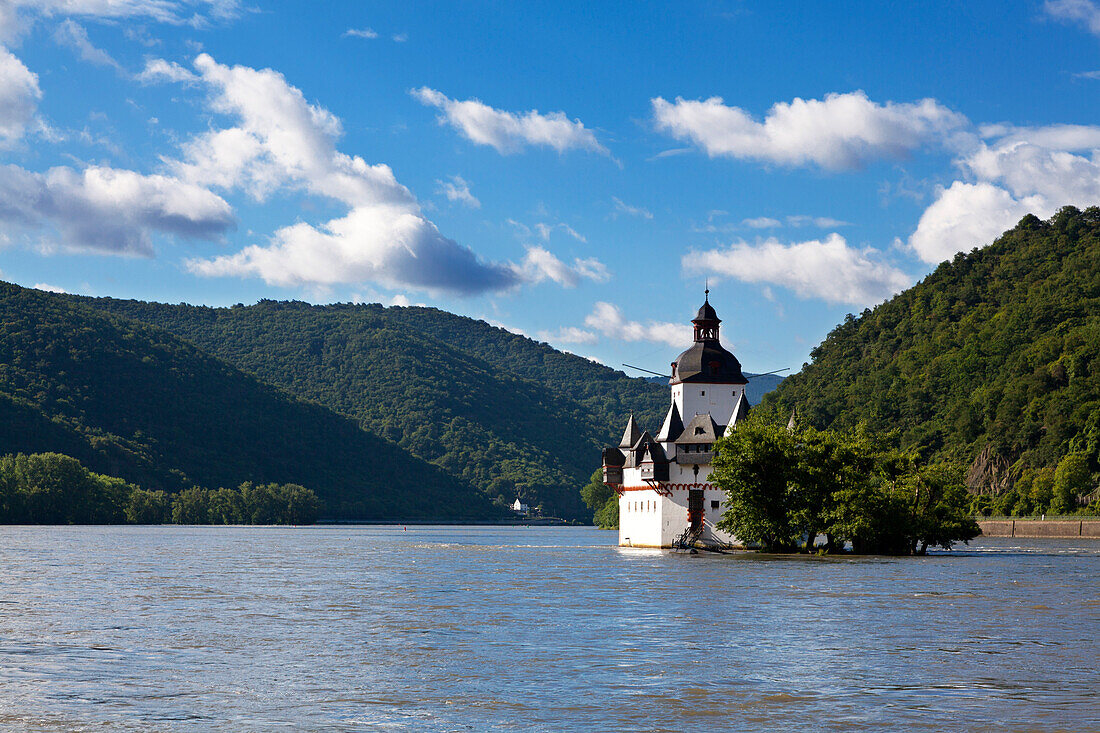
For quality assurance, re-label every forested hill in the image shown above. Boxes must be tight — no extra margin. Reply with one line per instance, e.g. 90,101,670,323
69,296,670,519
0,281,499,520
763,207,1100,488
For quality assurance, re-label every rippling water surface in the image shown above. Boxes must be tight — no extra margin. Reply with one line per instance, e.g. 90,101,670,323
0,526,1098,731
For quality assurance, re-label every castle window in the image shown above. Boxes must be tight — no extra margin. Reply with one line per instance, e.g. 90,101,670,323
700,390,705,396
711,500,720,509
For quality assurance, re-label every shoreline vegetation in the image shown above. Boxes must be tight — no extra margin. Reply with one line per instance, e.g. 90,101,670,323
0,453,322,525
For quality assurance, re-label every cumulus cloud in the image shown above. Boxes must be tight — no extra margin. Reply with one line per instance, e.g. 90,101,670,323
537,326,598,345
53,19,120,69
907,126,1100,263
411,86,609,155
584,302,690,347
174,55,521,294
514,246,609,288
908,181,1049,264
652,91,966,170
684,234,912,306
437,175,480,208
188,206,514,293
1045,0,1100,35
0,163,235,255
33,282,67,293
0,45,40,146
611,196,653,219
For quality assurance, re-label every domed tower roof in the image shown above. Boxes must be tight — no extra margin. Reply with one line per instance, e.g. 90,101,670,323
670,290,747,386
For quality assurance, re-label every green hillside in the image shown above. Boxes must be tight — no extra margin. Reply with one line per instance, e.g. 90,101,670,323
0,281,499,520
764,207,1100,492
69,297,670,519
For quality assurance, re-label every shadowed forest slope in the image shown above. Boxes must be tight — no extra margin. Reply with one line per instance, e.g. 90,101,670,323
0,281,498,520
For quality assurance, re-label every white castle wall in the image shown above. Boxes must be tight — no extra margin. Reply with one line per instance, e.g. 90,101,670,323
617,463,740,549
672,382,745,426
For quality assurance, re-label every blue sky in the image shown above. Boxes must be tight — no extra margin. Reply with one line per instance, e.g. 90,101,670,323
2,1,1100,376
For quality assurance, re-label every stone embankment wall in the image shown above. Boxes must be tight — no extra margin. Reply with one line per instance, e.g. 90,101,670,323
979,519,1100,538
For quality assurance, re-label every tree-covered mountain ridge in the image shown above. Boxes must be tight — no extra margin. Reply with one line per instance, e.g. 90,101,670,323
65,293,673,519
763,206,1100,499
0,281,500,520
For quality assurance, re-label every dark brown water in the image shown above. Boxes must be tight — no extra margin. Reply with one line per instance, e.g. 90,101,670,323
0,526,1097,731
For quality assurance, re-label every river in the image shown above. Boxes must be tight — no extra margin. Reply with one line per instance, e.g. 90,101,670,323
0,526,1097,731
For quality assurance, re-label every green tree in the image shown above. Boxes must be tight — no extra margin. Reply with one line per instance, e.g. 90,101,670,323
125,488,171,524
713,418,801,552
171,486,211,524
1052,454,1090,513
902,463,980,554
580,468,618,529
283,483,322,524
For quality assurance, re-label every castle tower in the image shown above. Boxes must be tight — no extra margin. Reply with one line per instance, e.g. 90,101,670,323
602,291,750,549
669,289,748,427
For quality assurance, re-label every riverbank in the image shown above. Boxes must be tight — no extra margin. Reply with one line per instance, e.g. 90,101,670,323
979,518,1100,538
319,516,575,526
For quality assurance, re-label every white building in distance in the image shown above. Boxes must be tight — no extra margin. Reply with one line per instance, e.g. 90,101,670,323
602,293,749,549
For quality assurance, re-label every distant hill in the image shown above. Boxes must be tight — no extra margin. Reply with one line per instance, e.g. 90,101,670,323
0,282,499,520
68,296,671,519
644,371,784,405
763,207,1100,486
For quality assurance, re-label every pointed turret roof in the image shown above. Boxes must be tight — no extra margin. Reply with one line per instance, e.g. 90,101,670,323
675,413,722,444
726,392,751,433
787,408,797,431
619,414,642,449
655,402,684,443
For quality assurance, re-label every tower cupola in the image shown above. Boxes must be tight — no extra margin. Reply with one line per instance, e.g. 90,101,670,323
670,289,747,386
692,289,721,342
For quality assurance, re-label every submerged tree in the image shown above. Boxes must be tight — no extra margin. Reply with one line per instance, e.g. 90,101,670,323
580,468,618,529
712,415,979,555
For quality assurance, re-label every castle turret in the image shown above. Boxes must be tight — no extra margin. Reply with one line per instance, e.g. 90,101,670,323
669,290,747,426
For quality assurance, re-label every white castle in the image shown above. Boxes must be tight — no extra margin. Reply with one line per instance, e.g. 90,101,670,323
602,292,749,549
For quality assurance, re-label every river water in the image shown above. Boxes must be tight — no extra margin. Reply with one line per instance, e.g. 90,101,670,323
0,526,1097,732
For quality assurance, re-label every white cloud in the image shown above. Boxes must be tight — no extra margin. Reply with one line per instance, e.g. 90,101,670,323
392,32,407,42
175,55,519,294
965,139,1100,203
1045,0,1100,35
411,86,609,155
136,57,197,84
437,175,480,208
907,181,1049,264
32,282,67,293
742,216,781,228
652,91,966,170
1,1,243,42
611,196,653,219
343,27,378,39
0,45,40,146
53,19,120,69
0,163,235,255
584,302,690,347
684,234,912,306
906,127,1100,263
537,326,598,345
513,246,609,288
